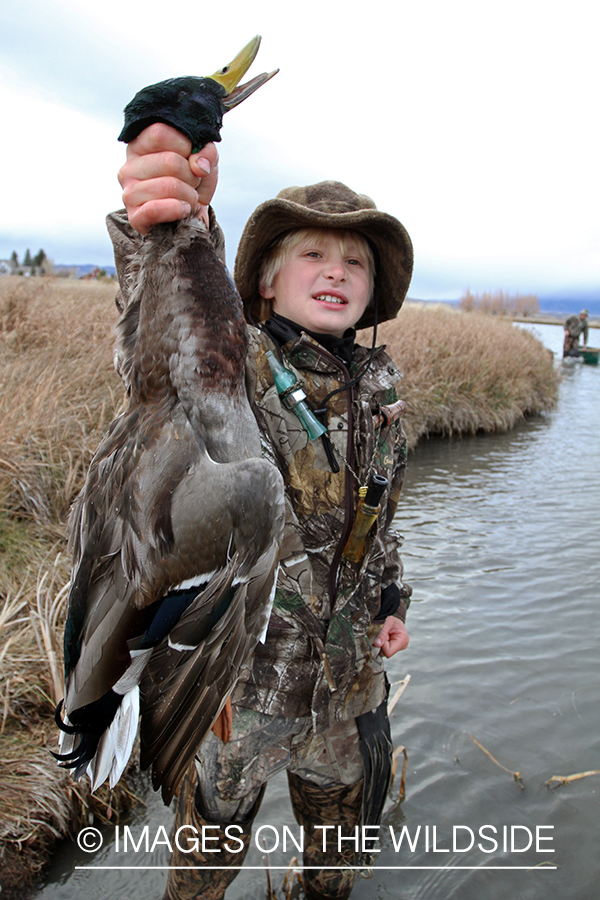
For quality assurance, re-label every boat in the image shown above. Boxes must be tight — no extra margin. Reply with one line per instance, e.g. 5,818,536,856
579,347,599,365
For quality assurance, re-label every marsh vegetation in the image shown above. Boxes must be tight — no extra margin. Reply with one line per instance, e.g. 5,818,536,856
459,288,540,317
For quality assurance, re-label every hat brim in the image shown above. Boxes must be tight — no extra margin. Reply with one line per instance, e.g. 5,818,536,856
234,196,413,329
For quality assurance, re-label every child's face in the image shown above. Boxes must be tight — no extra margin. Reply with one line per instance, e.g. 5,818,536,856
259,231,372,337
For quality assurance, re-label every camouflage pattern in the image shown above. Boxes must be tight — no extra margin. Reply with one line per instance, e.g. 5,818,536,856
288,772,363,900
194,705,363,816
233,325,411,733
164,768,262,900
166,711,364,900
563,314,589,357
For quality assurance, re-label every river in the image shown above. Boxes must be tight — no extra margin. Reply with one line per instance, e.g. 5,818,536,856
38,323,599,900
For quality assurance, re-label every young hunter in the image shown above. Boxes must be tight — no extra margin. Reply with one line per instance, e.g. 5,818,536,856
113,124,414,900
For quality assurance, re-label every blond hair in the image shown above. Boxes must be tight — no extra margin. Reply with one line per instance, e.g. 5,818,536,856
254,228,375,323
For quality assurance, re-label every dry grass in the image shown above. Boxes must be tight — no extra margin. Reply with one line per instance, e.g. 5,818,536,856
0,712,137,897
0,277,126,893
468,733,525,790
0,278,122,535
362,303,559,448
0,280,559,889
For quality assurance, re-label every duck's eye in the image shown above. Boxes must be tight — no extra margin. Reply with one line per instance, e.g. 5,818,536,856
178,89,189,99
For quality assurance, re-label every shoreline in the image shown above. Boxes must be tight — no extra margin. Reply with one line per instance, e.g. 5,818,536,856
511,312,600,330
405,299,600,332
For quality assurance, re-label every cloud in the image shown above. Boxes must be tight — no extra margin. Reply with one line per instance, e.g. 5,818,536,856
1,0,599,298
1,0,154,119
0,72,123,264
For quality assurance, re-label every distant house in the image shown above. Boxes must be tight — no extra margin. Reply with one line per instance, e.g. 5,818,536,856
0,259,54,277
0,259,17,275
79,266,102,281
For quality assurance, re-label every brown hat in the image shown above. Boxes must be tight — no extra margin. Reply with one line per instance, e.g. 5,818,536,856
233,180,413,329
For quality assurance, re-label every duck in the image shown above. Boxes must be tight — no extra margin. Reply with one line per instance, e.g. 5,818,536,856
55,37,284,806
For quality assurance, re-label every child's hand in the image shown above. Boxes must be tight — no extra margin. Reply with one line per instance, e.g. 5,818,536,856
373,616,409,658
118,122,219,235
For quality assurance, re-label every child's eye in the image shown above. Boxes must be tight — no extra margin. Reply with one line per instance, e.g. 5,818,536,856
347,258,363,266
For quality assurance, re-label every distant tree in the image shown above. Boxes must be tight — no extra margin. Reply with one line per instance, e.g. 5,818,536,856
460,289,476,312
32,249,46,268
514,293,539,317
23,249,32,267
459,289,539,317
10,250,19,266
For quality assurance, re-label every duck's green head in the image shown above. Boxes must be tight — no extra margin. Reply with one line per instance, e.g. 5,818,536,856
118,36,278,153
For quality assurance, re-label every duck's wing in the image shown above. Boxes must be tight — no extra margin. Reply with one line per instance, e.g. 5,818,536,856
58,403,284,796
57,402,204,783
63,401,200,712
138,534,280,804
135,452,284,803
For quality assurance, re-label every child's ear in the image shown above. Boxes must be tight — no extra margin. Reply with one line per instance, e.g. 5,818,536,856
259,283,276,300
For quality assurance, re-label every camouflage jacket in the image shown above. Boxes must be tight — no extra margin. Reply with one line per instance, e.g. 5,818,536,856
106,209,411,733
564,315,588,343
234,326,411,730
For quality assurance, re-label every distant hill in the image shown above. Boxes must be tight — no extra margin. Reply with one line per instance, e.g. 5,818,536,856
537,294,600,318
411,293,599,318
55,263,117,278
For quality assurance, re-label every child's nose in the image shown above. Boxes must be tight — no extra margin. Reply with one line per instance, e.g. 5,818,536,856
324,259,345,280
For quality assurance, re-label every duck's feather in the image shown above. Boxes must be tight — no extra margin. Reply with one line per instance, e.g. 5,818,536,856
87,686,141,791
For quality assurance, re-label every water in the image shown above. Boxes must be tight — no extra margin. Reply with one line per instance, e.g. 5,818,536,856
38,324,599,899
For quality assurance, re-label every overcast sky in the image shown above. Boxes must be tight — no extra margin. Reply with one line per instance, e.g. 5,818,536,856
1,0,598,300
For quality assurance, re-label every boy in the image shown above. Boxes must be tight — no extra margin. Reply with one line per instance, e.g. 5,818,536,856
112,124,413,900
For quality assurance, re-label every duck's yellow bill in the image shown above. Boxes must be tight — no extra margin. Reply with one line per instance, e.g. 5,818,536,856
209,35,278,109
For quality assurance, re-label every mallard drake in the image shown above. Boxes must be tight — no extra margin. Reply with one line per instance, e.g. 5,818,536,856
118,35,278,152
55,38,283,805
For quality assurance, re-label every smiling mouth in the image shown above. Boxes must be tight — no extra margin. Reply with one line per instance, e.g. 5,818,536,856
314,294,347,305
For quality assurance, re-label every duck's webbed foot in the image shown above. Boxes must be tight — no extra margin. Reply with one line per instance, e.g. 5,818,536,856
53,693,123,776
